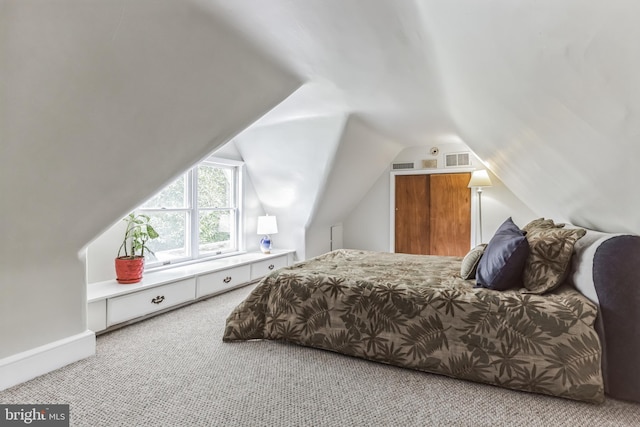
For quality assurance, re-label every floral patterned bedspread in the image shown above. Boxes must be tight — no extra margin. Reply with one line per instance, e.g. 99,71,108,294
223,249,604,403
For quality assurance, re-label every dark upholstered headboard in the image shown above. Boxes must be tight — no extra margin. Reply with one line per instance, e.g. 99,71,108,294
567,229,640,403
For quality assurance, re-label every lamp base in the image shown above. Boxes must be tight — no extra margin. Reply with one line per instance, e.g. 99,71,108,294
260,235,272,254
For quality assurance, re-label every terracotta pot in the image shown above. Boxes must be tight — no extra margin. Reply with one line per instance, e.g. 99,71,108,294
115,256,145,284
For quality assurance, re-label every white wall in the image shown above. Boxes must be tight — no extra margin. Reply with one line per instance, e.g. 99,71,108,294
234,114,348,260
343,171,392,252
343,143,537,253
0,0,300,366
305,115,403,258
475,169,538,243
86,221,128,284
234,112,404,261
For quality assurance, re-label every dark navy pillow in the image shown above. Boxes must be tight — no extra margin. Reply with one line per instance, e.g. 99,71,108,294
476,217,530,291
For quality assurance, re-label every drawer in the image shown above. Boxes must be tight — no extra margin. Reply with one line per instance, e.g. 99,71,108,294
197,264,251,298
107,278,196,326
250,255,288,280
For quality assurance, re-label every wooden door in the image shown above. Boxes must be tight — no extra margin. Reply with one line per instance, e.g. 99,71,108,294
395,175,430,254
429,173,471,256
394,172,471,256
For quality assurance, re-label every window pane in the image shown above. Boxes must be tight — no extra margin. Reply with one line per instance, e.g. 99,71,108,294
198,165,233,208
144,211,189,263
140,174,187,209
199,210,235,255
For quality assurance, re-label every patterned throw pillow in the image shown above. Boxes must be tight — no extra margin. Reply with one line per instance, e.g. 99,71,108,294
460,244,487,280
522,217,565,233
522,227,586,294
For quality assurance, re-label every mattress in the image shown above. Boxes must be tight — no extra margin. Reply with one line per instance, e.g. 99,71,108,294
224,249,604,403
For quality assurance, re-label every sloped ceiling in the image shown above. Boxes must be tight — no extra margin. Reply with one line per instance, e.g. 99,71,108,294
213,0,640,235
418,1,640,233
234,111,348,259
211,0,453,143
0,0,300,357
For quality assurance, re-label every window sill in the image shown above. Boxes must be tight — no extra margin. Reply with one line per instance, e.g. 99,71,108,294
87,249,294,303
143,250,247,274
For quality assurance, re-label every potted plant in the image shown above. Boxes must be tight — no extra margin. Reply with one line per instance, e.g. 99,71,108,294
115,213,159,284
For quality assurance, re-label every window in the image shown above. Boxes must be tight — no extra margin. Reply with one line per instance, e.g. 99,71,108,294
137,157,242,268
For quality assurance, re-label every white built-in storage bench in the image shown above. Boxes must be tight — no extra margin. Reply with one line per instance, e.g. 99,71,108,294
87,250,295,334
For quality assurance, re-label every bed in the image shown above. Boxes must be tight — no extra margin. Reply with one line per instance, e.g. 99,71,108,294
223,218,640,404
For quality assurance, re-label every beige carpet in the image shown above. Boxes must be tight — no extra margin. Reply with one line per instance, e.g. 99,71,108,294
2,284,640,426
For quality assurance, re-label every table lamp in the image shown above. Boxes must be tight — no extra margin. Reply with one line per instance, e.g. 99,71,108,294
257,215,278,254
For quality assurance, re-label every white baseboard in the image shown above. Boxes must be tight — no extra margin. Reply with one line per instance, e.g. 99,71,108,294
0,330,96,391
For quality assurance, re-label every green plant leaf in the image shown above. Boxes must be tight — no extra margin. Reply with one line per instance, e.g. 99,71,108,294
147,224,159,239
118,213,161,258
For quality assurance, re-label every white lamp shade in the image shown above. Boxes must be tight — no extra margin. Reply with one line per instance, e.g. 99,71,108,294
257,215,278,235
468,170,493,188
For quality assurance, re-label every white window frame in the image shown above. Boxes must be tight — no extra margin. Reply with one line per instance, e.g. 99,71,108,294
139,157,244,270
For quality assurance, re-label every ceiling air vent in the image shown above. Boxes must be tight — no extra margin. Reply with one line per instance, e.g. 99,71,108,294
444,152,471,168
392,162,414,170
422,159,437,169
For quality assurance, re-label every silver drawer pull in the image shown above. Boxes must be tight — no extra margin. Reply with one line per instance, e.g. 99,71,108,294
151,295,165,305
268,264,275,270
223,276,232,283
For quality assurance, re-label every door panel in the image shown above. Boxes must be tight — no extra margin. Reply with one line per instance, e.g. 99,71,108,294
395,175,430,254
429,173,471,256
